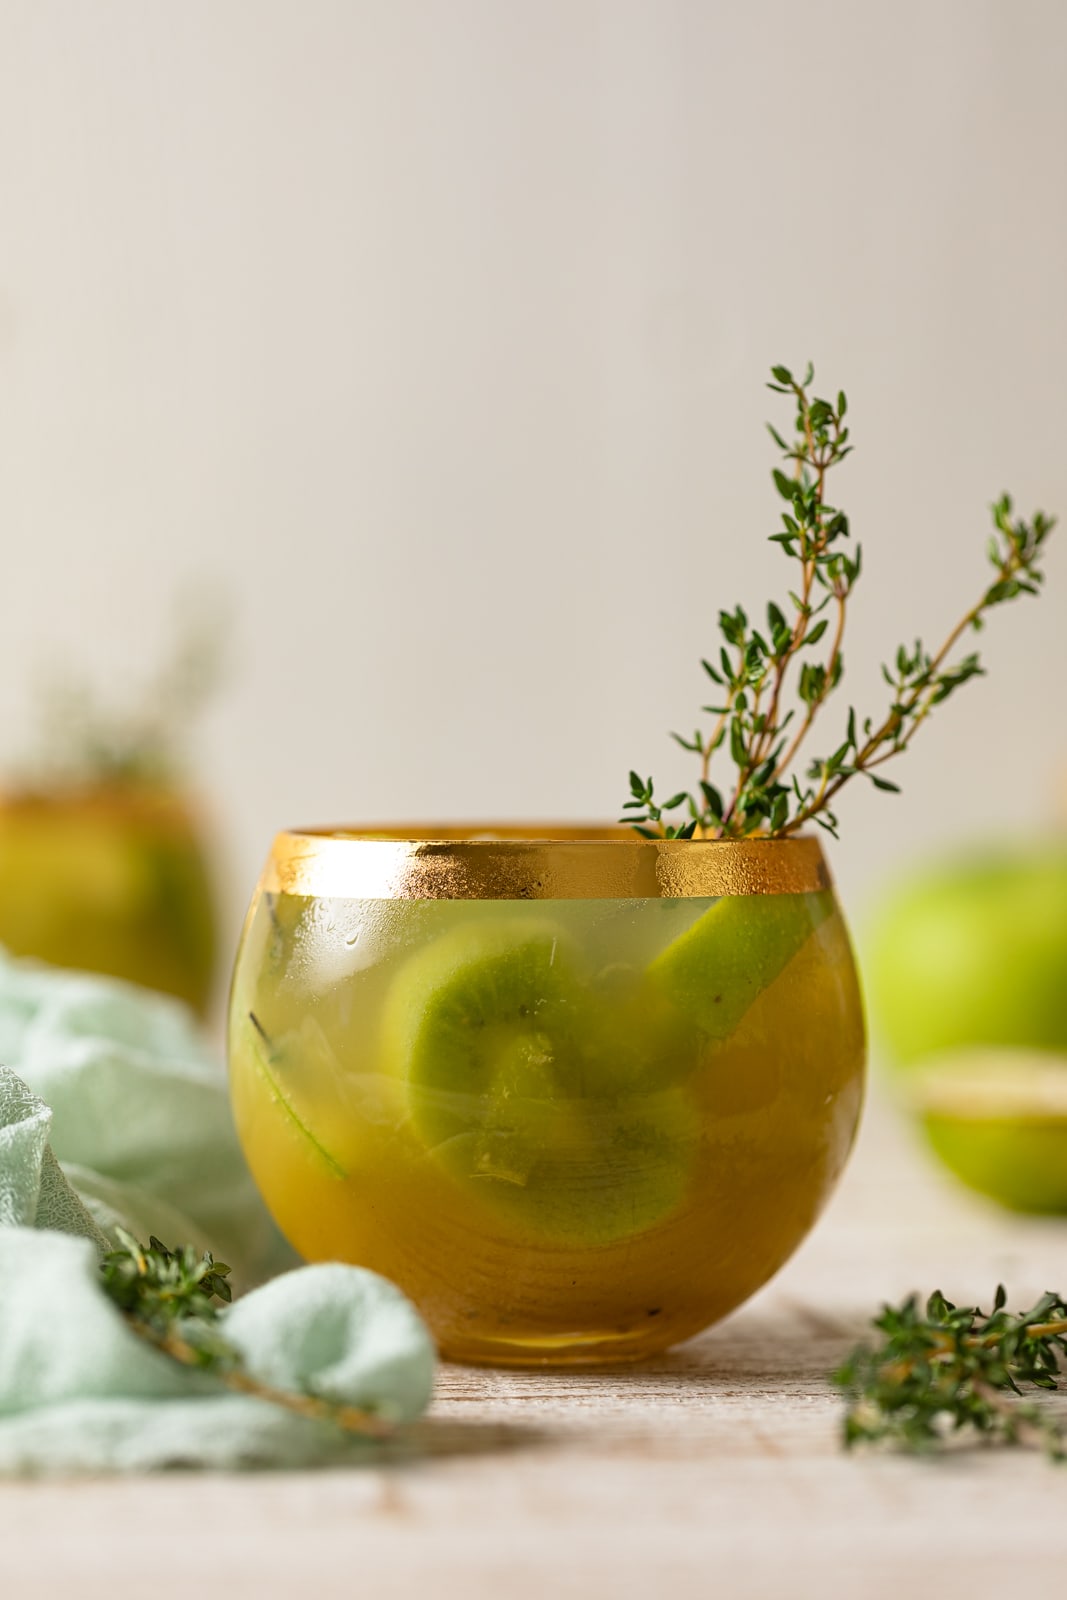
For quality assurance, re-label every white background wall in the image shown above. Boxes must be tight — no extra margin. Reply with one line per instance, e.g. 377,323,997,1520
0,0,1065,973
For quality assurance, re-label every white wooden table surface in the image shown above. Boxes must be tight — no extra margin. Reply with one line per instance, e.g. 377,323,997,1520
5,1086,1067,1600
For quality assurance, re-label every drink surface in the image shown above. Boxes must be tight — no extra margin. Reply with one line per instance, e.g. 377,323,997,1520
229,889,864,1364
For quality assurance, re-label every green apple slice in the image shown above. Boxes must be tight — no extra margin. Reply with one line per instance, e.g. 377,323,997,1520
908,1048,1067,1213
648,889,834,1038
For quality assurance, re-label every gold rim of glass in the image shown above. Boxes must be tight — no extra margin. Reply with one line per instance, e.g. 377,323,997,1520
262,824,831,900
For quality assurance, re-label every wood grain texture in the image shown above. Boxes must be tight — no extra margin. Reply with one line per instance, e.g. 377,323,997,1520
4,1089,1066,1600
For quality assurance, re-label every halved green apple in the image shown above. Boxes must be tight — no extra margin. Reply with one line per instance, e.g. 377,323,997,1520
908,1048,1067,1213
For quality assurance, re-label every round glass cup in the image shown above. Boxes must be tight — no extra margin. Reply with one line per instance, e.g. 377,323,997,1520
228,826,865,1366
0,783,218,1015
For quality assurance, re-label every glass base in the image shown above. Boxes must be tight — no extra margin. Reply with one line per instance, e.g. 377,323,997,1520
439,1324,680,1368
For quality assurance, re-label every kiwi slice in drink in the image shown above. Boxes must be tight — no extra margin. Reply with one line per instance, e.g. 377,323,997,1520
383,917,695,1241
649,889,834,1039
434,1086,694,1246
383,919,583,1149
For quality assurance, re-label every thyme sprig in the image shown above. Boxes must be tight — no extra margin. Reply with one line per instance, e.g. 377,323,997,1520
29,592,227,789
623,364,1055,839
833,1286,1067,1458
102,1229,234,1322
101,1229,393,1439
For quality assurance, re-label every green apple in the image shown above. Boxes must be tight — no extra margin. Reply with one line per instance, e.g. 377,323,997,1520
866,843,1067,1211
912,1050,1067,1212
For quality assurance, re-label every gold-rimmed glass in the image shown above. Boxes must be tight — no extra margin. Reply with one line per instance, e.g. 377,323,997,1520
228,826,865,1365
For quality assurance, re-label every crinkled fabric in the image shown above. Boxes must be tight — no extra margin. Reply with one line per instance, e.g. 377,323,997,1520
0,958,436,1472
0,953,288,1281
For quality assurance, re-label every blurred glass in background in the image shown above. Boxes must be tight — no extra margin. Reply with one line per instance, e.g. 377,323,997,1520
0,598,222,1015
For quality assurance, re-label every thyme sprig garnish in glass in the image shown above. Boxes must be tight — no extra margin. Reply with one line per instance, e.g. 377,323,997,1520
833,1286,1067,1458
101,1229,393,1439
623,364,1055,839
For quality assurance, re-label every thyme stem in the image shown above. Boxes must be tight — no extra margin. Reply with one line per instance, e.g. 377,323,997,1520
130,1321,394,1439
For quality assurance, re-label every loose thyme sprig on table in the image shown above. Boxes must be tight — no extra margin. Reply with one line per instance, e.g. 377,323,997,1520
833,1286,1067,1458
623,364,1056,839
101,1229,394,1439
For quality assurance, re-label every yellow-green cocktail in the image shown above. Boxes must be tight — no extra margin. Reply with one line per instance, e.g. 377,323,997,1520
228,830,864,1364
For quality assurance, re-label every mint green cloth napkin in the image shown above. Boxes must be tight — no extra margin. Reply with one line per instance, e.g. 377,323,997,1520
0,952,287,1281
0,957,436,1472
